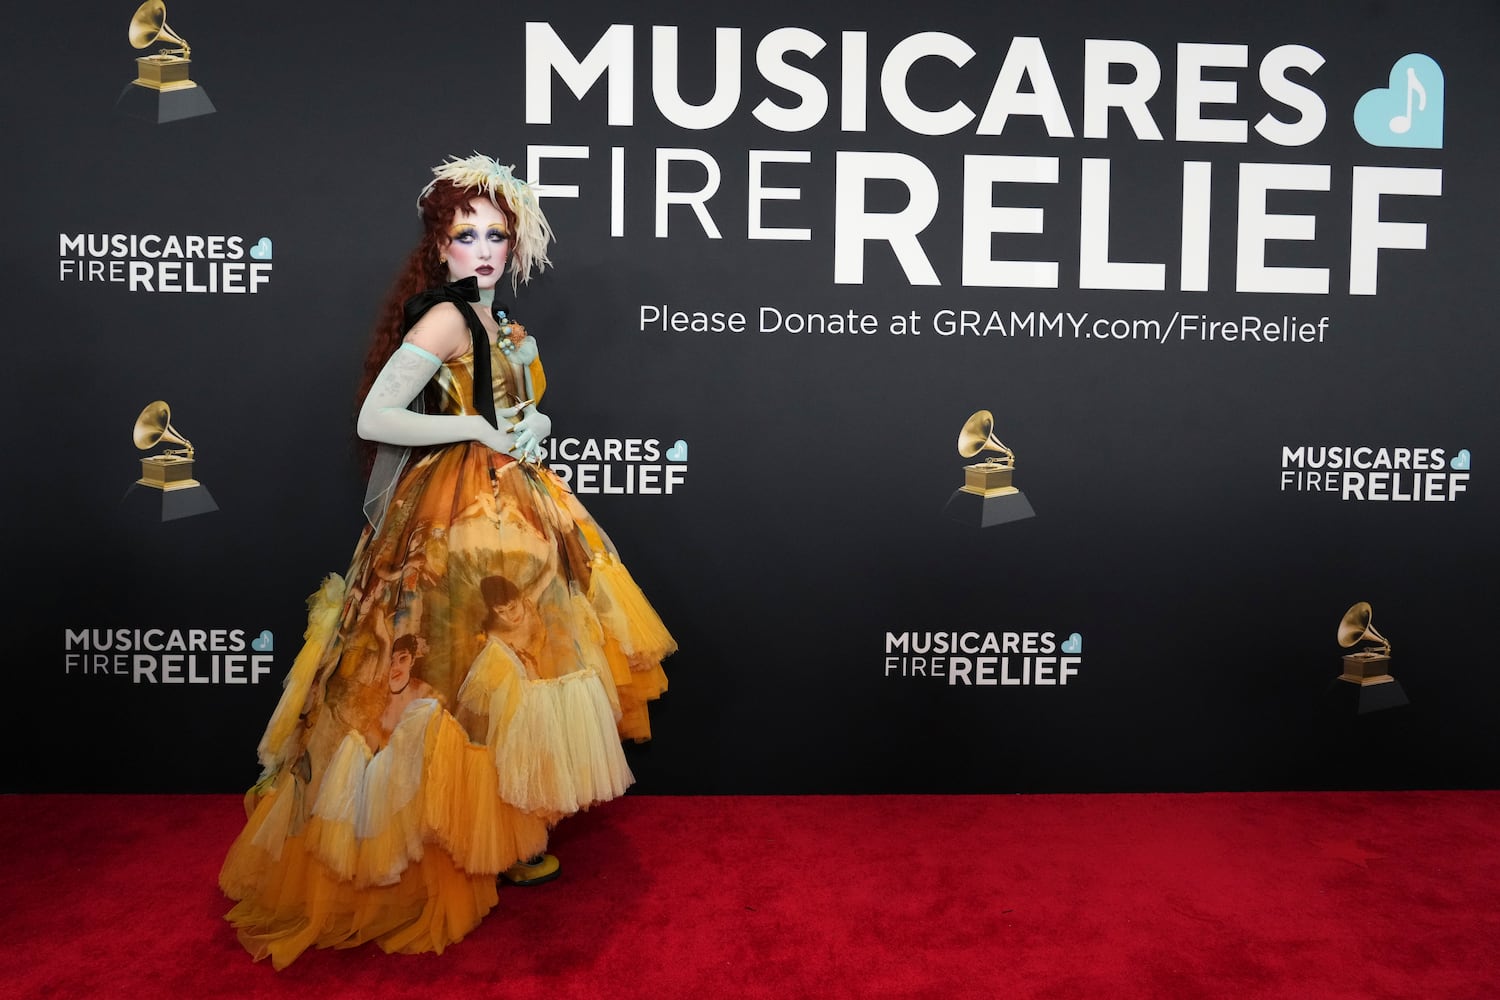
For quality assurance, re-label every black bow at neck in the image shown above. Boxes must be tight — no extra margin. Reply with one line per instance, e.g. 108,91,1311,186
401,276,511,429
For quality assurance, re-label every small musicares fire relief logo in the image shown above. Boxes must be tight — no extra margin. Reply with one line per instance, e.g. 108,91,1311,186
883,630,1084,686
1280,444,1470,502
539,436,688,495
63,627,275,684
58,233,274,293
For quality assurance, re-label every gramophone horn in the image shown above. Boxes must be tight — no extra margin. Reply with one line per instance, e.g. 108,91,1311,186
1337,601,1390,654
958,409,1014,463
958,410,993,458
129,0,191,57
133,400,194,455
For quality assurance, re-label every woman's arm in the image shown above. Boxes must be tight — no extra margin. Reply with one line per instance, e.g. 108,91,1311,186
356,303,515,452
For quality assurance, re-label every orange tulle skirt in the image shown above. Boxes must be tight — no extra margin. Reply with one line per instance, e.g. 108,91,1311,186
221,441,672,968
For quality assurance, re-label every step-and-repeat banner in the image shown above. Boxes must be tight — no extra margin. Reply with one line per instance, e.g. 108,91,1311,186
7,0,1496,792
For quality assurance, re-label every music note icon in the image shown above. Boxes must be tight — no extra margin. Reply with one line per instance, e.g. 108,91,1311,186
1388,66,1427,135
1355,54,1443,149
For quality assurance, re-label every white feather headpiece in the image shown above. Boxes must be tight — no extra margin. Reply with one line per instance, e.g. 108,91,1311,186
418,153,555,289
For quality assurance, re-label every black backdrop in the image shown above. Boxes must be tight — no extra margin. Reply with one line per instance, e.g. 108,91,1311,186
6,0,1496,793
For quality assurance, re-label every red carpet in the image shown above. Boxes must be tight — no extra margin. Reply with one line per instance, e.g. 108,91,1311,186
2,792,1497,999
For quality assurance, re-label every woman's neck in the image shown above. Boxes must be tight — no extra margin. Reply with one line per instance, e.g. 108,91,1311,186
476,287,495,307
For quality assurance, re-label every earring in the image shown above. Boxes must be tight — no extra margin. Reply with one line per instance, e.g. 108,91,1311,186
439,255,447,264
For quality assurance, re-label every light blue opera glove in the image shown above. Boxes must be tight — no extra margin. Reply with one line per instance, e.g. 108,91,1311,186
500,406,551,461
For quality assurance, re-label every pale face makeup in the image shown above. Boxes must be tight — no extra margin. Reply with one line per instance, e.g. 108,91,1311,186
444,197,511,295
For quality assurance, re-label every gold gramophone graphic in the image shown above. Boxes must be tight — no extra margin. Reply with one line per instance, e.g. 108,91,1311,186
959,410,1018,497
116,1,216,122
942,410,1036,527
1330,601,1409,713
125,400,218,520
134,400,199,490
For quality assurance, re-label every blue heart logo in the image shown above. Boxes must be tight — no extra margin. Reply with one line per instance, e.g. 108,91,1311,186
1354,54,1444,149
251,630,274,652
666,439,688,462
1451,449,1471,471
1061,633,1082,654
249,237,274,260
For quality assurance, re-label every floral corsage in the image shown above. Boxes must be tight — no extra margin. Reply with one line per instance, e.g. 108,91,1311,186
495,308,538,365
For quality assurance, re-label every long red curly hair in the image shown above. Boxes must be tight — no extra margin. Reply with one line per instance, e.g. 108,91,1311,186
354,180,519,471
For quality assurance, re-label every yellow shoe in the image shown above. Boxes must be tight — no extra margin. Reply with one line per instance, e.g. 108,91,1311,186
500,853,560,886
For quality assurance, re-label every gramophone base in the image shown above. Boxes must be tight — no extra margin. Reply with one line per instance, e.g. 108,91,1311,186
120,482,219,522
116,81,216,123
942,488,1035,528
1324,676,1409,715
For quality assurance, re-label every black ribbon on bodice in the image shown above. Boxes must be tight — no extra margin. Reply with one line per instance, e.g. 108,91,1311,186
400,276,511,429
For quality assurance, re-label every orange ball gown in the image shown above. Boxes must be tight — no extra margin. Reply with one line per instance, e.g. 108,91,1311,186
218,287,672,968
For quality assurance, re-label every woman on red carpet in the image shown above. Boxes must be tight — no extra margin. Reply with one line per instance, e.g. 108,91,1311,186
219,154,673,969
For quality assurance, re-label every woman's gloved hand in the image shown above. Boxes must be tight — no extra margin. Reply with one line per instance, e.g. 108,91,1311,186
501,405,551,460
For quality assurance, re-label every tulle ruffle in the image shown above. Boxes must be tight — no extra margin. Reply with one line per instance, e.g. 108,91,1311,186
458,640,634,815
256,574,347,773
222,695,561,967
221,614,646,965
588,553,673,740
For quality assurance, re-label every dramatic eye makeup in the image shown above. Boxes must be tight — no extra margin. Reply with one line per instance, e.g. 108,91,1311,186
447,224,510,245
